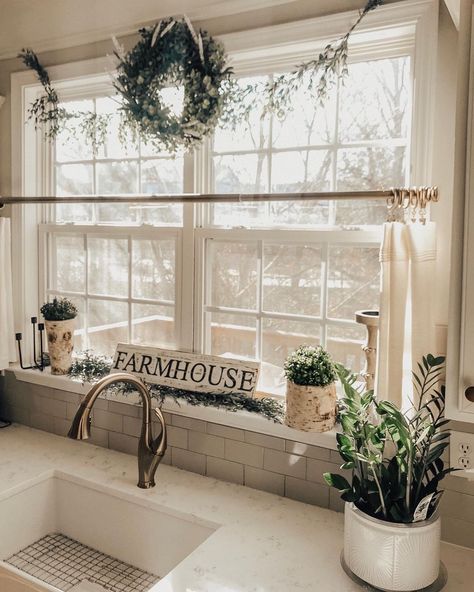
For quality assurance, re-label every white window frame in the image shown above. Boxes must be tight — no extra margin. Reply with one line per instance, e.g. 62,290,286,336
10,0,438,371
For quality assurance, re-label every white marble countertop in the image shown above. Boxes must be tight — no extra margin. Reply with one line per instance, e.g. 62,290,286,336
1,424,473,592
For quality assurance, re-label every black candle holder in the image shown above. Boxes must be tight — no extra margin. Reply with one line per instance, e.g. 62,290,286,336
16,316,49,371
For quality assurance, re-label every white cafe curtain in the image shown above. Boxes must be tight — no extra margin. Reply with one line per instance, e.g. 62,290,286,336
376,221,437,407
0,218,16,369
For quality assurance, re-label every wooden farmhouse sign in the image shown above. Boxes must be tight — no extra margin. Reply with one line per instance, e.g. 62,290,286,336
111,343,260,396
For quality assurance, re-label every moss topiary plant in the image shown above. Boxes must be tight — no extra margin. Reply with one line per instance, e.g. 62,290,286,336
284,345,336,387
40,297,78,321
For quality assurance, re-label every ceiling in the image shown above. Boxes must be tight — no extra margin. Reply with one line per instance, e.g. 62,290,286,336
0,0,301,60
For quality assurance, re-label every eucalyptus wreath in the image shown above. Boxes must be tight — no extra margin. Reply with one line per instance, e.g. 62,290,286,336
113,17,231,152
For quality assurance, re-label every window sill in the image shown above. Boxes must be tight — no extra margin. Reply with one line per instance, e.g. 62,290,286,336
8,366,338,449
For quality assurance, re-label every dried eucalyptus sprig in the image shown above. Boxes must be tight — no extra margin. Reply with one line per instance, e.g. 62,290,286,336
19,48,69,138
19,49,115,153
68,351,284,423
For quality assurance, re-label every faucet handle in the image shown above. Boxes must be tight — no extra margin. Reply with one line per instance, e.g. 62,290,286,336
152,407,167,456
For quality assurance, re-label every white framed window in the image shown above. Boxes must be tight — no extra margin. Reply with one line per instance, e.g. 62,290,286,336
11,0,438,395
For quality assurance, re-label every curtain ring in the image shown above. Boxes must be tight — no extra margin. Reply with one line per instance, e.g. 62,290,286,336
387,188,397,208
397,188,406,223
418,187,427,225
387,188,397,222
409,188,417,223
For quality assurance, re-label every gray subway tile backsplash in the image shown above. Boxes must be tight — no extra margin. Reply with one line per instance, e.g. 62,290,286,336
285,476,329,507
264,449,306,479
1,373,474,549
225,439,264,468
189,431,225,457
207,457,244,485
172,448,206,475
244,466,285,496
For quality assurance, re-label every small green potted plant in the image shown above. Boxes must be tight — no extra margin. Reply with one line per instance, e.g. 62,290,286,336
284,345,337,432
324,354,453,591
40,297,78,375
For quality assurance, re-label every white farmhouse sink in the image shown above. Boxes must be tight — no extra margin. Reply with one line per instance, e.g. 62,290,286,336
0,472,217,592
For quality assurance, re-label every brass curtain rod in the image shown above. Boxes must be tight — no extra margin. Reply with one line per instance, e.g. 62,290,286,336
0,187,438,207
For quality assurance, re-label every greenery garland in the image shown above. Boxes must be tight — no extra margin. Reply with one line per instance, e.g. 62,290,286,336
221,0,385,128
19,1,383,152
19,49,113,154
68,351,284,423
114,17,231,152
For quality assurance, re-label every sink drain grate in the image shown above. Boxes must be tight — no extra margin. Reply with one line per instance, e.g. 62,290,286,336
6,533,160,591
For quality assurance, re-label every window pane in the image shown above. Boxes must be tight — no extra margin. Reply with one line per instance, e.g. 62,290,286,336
97,161,138,195
53,235,85,293
214,154,268,194
140,158,184,226
88,238,128,297
209,313,256,359
263,244,322,316
336,146,406,191
56,163,93,196
262,318,320,368
271,150,331,193
88,299,128,355
338,57,410,142
208,241,258,310
132,304,174,348
268,201,330,226
71,296,86,352
327,246,380,320
335,198,387,227
96,96,139,159
96,161,139,223
326,324,366,373
214,76,270,152
141,158,184,193
211,203,267,227
260,318,320,394
55,99,94,162
272,83,336,147
56,204,94,223
132,239,175,301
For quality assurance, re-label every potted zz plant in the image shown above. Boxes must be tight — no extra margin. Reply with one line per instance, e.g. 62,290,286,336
284,345,337,432
324,354,453,592
40,297,78,375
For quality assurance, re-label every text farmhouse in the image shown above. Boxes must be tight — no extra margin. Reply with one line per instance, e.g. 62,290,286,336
112,344,260,396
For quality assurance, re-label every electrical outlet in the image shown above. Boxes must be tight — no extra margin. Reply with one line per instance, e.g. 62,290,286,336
450,431,474,477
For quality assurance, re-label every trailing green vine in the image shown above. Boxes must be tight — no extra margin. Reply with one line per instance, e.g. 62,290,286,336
221,0,385,127
69,351,284,423
19,1,383,152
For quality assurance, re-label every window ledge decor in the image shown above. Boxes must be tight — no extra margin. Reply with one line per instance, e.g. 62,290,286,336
68,351,284,423
19,1,384,153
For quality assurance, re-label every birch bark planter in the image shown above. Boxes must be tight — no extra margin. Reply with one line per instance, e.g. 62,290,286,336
343,503,441,591
285,380,336,432
45,319,75,375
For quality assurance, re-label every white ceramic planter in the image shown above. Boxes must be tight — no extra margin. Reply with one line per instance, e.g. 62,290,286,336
45,319,75,375
343,503,440,591
285,380,336,432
